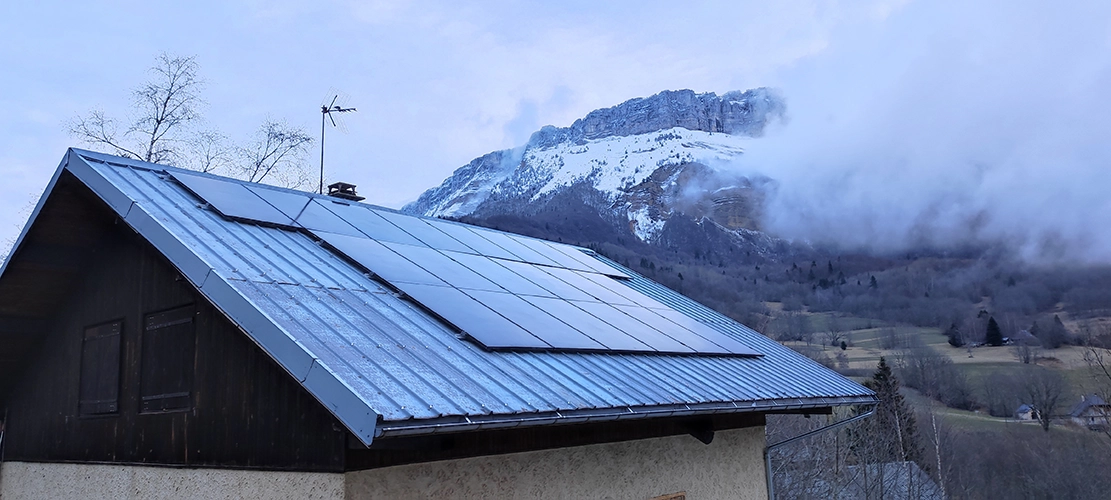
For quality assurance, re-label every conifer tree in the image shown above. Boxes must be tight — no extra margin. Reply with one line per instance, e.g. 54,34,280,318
858,357,923,465
986,316,1004,346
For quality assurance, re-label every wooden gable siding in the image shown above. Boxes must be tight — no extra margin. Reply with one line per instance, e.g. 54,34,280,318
2,183,346,471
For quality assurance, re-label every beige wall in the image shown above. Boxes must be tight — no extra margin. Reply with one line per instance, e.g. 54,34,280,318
346,426,768,500
0,462,344,500
1,426,767,500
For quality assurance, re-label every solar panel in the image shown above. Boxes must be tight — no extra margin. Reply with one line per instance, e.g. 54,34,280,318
318,231,446,286
494,261,597,302
171,171,293,226
461,290,605,350
246,185,312,220
649,308,762,357
164,170,759,357
297,199,364,237
615,305,730,354
467,229,560,266
443,251,556,297
318,202,425,246
379,242,498,290
372,209,476,253
395,283,550,349
520,296,653,351
421,219,521,261
571,301,694,354
539,241,629,278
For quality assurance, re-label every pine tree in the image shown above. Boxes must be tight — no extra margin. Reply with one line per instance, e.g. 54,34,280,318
858,357,923,465
946,323,964,347
986,316,1004,346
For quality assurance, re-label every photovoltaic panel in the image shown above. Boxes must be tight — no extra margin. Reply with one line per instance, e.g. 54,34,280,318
379,242,499,291
539,240,629,278
246,185,312,220
395,283,550,349
421,219,520,261
521,296,652,351
615,305,730,355
316,201,425,247
318,231,446,286
443,251,556,297
649,308,762,357
467,229,560,267
171,171,293,226
296,199,364,237
508,235,597,273
371,209,476,254
573,270,671,310
572,301,694,354
461,289,605,350
494,261,597,302
539,267,637,306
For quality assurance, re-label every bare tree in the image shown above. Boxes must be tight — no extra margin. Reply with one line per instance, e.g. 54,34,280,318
1018,367,1067,432
1012,339,1040,365
71,54,202,164
822,316,847,347
235,120,314,188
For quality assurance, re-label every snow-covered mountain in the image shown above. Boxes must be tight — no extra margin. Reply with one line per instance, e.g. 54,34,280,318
403,88,785,250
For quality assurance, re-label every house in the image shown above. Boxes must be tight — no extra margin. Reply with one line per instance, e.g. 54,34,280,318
0,149,876,499
1015,404,1038,421
1069,394,1111,430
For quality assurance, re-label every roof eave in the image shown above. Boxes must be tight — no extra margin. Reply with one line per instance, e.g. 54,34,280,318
373,395,879,440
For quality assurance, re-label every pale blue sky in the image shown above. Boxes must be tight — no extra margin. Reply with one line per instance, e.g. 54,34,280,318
2,1,1109,261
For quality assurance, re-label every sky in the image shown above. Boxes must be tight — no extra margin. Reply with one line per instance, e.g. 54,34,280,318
1,0,1109,262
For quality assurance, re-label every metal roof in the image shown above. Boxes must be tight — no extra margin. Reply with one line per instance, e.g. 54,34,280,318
2,149,875,446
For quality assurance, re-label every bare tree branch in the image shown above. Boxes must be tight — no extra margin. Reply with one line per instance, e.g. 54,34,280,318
236,120,314,188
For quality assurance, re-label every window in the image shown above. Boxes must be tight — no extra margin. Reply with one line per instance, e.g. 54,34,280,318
79,320,122,416
140,305,196,413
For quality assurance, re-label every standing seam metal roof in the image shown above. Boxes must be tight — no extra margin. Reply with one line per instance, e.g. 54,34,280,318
16,149,874,445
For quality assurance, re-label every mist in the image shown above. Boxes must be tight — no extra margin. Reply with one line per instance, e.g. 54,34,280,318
733,0,1111,264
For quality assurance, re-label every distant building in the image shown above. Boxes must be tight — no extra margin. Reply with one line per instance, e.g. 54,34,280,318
1069,394,1111,430
0,150,876,499
1015,404,1038,421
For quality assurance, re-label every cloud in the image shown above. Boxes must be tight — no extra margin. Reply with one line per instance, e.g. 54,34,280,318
733,0,1111,264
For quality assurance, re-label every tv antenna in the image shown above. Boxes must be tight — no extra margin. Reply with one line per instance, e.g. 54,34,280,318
319,93,357,194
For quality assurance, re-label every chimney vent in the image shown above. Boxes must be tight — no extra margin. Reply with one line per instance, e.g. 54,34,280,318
327,182,365,202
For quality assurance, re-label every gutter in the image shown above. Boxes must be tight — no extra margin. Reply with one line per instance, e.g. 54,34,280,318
763,406,876,500
374,396,877,439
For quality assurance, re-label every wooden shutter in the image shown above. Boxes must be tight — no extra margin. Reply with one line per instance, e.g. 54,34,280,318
140,305,196,413
79,321,122,415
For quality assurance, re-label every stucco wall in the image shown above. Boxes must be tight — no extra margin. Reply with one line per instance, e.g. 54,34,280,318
0,462,344,500
346,426,768,500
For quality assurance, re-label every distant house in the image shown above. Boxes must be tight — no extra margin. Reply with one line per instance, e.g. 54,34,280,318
1015,404,1038,421
1069,394,1111,430
0,150,875,499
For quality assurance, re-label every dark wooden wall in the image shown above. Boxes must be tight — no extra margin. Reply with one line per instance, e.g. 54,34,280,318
2,182,347,471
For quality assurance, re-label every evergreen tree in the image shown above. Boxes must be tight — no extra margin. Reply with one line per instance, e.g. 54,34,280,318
869,275,878,289
986,316,1004,346
856,358,923,465
946,323,964,347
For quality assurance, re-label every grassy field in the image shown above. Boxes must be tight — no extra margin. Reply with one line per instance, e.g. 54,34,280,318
776,309,1111,417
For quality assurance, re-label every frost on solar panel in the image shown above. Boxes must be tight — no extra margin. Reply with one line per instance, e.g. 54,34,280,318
521,296,652,351
171,171,293,226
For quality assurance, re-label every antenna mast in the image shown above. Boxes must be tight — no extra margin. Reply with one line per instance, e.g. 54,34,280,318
320,95,357,194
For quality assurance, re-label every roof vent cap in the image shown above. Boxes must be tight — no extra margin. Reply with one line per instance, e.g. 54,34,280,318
327,182,365,202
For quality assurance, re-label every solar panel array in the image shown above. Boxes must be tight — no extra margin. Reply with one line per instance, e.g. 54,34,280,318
170,171,761,356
